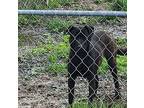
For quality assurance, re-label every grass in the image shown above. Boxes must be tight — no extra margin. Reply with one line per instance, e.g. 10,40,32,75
111,0,127,11
116,37,127,47
47,17,74,32
19,0,127,11
18,15,45,27
94,0,127,11
48,0,75,8
18,0,75,9
18,0,48,9
23,34,127,75
71,101,126,108
99,55,127,75
19,16,125,33
18,16,74,33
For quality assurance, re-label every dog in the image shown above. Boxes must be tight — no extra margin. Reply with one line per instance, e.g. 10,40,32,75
66,25,127,106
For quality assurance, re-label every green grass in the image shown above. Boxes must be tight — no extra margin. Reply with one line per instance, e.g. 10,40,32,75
94,0,127,11
48,0,75,8
28,35,70,73
112,0,127,11
24,35,127,75
71,101,126,108
18,16,74,32
98,55,127,75
106,0,127,11
19,0,127,11
116,37,127,47
18,15,45,27
47,63,67,73
19,0,75,9
18,16,124,31
47,17,74,32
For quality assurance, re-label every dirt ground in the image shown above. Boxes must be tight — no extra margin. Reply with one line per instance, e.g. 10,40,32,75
18,72,127,108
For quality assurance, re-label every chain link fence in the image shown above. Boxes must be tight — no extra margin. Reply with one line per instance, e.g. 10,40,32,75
18,0,127,108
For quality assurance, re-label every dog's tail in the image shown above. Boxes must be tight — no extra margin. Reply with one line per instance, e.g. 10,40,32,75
117,47,127,55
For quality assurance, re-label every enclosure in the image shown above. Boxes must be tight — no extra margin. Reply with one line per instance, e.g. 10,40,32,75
18,0,127,108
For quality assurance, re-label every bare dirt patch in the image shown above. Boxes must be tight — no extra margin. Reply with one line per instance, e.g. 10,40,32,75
18,73,126,108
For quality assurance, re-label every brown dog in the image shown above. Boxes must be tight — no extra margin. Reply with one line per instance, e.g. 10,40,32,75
67,25,127,106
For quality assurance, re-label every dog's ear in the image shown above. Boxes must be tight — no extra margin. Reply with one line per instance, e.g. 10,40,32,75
65,26,80,36
82,25,94,36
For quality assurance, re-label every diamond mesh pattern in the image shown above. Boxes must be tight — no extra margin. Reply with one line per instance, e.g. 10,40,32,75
18,0,127,108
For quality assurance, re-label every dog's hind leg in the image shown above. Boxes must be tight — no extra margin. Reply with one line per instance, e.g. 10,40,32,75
68,74,76,106
87,74,98,108
104,49,120,99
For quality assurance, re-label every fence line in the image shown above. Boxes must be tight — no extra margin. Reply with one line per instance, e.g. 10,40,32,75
18,10,127,17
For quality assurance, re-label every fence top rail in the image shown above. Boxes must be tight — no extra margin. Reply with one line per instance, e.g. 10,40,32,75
18,10,127,17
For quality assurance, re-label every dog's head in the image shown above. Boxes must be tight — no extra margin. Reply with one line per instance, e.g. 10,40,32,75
66,25,94,51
